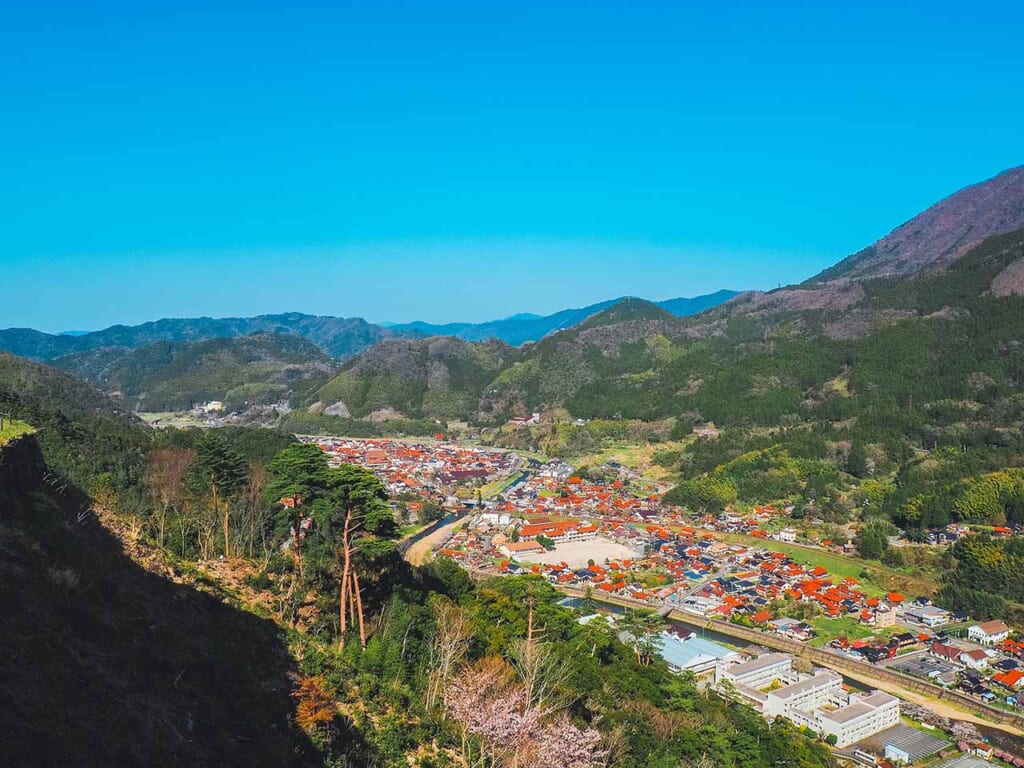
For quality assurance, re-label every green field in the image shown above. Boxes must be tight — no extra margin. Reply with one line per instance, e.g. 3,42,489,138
807,616,901,647
0,419,35,445
479,470,527,499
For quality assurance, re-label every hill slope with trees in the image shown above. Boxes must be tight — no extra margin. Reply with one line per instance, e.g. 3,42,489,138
53,333,339,412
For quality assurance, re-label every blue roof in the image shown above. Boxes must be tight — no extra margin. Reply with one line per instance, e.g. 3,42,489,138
656,632,735,670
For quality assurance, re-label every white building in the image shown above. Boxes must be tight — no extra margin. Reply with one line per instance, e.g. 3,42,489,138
717,653,792,689
906,605,951,628
763,670,844,720
967,620,1010,646
777,528,798,544
806,690,900,747
717,654,897,746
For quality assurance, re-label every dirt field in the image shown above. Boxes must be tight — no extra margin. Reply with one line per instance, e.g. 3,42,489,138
516,537,640,569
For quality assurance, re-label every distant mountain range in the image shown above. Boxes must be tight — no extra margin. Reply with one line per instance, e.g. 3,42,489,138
0,290,741,362
385,290,741,346
0,314,395,362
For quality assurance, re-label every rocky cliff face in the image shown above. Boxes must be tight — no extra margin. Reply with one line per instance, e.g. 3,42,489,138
0,434,318,768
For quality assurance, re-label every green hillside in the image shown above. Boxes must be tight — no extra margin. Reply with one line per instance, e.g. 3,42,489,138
0,352,149,491
312,336,514,421
54,333,338,412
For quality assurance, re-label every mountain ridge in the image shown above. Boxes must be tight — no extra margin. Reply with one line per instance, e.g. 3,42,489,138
0,290,740,362
387,290,741,345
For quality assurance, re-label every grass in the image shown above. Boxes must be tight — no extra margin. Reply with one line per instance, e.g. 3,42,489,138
0,419,35,445
568,439,690,483
479,470,527,499
806,616,900,647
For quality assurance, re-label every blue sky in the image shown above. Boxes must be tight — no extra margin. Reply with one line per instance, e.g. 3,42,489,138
2,2,1023,332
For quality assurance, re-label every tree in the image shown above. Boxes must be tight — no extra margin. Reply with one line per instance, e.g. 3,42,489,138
425,596,471,711
292,675,337,736
326,464,397,650
508,598,571,712
266,444,334,609
421,498,444,523
855,523,890,561
620,609,665,666
240,460,270,559
144,447,194,548
192,432,245,558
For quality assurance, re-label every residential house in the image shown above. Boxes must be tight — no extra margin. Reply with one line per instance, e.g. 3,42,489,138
968,620,1010,646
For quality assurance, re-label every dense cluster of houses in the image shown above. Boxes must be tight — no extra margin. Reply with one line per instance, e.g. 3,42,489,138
496,469,664,520
674,539,886,624
301,437,520,498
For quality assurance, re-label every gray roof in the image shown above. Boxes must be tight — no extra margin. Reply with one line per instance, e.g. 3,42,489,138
723,653,790,677
771,671,841,700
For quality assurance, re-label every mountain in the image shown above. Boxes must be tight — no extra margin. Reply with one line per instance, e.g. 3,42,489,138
0,434,319,767
305,166,1024,427
1,291,740,363
0,313,403,363
311,336,515,421
814,164,1024,282
387,290,740,345
0,352,148,488
714,166,1024,320
309,297,691,423
53,333,339,413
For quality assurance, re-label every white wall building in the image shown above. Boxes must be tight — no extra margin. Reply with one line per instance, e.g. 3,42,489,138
967,620,1010,646
716,653,792,689
806,690,900,747
763,670,844,720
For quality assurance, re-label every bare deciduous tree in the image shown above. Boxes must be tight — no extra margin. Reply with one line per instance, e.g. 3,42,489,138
426,597,472,712
144,448,194,548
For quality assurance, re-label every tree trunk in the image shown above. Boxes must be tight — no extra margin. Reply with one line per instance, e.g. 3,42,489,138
353,568,367,648
213,476,229,559
338,511,352,650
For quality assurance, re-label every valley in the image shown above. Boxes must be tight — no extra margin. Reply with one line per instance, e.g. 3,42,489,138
4,166,1024,766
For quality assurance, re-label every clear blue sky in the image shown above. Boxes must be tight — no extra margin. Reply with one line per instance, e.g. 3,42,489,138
2,1,1023,332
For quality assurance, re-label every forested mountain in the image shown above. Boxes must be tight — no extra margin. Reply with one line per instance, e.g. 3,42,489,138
388,290,740,345
53,333,339,412
311,336,515,421
0,352,148,490
308,226,1024,429
306,166,1024,424
0,292,740,364
0,313,401,362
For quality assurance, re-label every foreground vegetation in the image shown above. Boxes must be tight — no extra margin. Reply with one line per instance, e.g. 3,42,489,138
0,359,835,767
